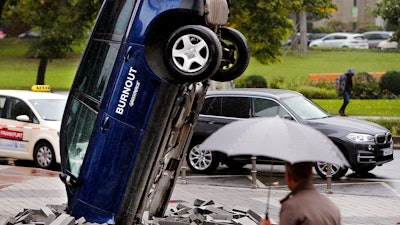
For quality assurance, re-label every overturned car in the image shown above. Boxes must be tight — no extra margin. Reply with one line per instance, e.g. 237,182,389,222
59,0,249,224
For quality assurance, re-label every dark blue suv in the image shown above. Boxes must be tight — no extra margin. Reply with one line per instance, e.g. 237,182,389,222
59,0,249,224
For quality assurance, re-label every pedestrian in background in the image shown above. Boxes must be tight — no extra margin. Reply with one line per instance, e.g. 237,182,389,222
336,68,354,116
260,162,341,225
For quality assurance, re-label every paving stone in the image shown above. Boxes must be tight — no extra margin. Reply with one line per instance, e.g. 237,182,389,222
48,214,74,225
232,216,258,225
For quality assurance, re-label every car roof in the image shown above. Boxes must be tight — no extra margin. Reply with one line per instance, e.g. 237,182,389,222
362,31,393,35
207,88,302,100
0,90,67,100
325,32,360,37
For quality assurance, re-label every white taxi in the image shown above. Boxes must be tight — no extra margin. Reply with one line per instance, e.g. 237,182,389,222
0,88,67,169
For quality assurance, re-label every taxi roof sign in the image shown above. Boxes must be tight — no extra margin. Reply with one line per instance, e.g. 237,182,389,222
31,85,51,92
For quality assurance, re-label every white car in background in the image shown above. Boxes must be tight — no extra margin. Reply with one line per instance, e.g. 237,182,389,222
362,31,393,48
378,40,398,50
309,32,369,49
0,88,67,169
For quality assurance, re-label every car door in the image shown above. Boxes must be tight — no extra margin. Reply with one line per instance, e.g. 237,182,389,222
195,96,250,138
251,97,291,118
0,96,37,159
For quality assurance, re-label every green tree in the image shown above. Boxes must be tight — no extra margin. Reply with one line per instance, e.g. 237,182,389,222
229,0,336,63
289,0,336,52
3,0,101,84
374,0,400,45
230,0,292,64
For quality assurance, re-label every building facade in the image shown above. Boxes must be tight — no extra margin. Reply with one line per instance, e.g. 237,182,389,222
314,0,385,31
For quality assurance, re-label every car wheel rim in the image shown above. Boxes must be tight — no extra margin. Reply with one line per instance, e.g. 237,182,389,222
36,146,52,168
316,162,340,176
188,145,213,171
171,34,209,73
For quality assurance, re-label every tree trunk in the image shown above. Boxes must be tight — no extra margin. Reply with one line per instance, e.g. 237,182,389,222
36,57,48,85
290,12,298,51
299,11,308,54
0,0,5,23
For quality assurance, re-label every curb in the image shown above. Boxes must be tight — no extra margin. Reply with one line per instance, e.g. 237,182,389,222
393,136,400,150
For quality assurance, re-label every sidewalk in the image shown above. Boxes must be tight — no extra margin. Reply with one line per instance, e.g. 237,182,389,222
1,165,400,225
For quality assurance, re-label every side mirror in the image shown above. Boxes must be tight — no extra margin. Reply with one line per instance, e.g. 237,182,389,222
16,115,30,122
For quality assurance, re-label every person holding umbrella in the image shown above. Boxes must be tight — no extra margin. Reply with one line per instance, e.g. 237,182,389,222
260,162,341,225
196,117,348,224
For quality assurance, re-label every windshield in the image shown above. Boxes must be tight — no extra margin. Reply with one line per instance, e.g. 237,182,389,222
29,99,67,121
282,96,330,120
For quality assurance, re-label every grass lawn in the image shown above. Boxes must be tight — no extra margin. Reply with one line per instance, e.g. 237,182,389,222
0,38,82,91
1,38,399,121
245,50,400,81
314,99,400,117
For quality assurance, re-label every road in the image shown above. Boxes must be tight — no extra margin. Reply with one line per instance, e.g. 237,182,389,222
181,150,400,198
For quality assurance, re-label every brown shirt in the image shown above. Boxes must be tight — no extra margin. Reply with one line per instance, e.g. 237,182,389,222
279,181,341,225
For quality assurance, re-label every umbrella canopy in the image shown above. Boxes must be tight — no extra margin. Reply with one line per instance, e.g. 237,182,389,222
197,117,349,167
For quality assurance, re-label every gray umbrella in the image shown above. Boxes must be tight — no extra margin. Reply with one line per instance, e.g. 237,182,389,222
197,117,349,167
197,116,349,222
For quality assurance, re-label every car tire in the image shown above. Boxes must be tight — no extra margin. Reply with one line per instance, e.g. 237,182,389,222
33,141,56,169
186,144,219,174
165,25,222,83
314,162,348,180
211,27,250,82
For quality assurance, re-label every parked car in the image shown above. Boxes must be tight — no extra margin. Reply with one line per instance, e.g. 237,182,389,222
187,88,393,179
283,33,328,46
0,89,67,169
378,40,398,50
18,30,41,38
362,31,393,48
309,32,368,49
58,0,249,224
0,27,7,39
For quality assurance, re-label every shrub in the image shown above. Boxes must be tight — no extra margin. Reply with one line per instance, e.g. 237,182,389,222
352,72,382,99
380,71,400,95
356,24,382,33
365,119,400,135
327,20,351,32
312,26,334,34
235,75,267,88
295,86,337,99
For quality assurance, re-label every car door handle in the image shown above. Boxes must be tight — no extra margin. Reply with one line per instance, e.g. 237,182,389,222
208,121,215,125
101,116,110,133
124,46,133,62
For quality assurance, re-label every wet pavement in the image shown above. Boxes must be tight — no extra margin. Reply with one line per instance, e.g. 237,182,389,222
1,163,400,225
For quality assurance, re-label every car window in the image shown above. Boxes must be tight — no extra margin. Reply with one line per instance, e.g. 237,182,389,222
28,99,66,121
366,34,380,40
63,98,97,177
74,41,120,101
335,35,347,40
93,0,136,41
201,96,250,118
201,97,222,116
253,98,289,118
222,97,250,118
353,35,364,40
4,97,38,123
282,96,329,120
0,96,5,118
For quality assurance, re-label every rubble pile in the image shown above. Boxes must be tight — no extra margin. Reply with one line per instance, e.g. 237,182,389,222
3,199,263,225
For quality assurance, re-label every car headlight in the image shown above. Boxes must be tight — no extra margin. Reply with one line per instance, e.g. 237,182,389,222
346,133,375,142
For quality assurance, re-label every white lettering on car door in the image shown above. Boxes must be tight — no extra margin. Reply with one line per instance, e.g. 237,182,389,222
116,67,140,115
